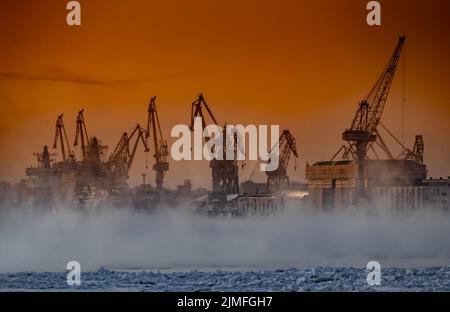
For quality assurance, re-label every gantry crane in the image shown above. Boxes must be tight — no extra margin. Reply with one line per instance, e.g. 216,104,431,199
108,124,149,181
190,94,239,195
266,130,299,193
146,96,169,192
341,36,406,197
53,114,75,163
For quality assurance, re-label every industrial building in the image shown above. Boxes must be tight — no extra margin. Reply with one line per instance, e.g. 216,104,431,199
305,159,428,211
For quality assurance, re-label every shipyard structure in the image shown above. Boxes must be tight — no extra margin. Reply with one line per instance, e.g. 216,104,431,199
17,36,449,216
24,100,171,212
305,36,448,213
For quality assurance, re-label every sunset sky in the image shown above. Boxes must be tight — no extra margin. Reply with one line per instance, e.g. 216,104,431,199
0,0,449,189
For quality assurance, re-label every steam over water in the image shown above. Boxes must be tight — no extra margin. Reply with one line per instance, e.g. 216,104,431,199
0,208,449,272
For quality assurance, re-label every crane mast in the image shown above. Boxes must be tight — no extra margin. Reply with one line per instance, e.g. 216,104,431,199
266,130,299,193
146,96,169,191
342,36,405,197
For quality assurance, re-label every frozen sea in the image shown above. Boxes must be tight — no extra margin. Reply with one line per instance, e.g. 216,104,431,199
1,267,450,291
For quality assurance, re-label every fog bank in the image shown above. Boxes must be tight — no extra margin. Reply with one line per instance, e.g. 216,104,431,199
0,209,449,272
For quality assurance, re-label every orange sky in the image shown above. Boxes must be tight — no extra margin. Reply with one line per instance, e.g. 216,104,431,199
0,0,449,189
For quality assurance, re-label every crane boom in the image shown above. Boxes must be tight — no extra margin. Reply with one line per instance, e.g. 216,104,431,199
129,124,149,170
348,36,405,134
108,132,130,179
53,114,74,162
190,93,219,134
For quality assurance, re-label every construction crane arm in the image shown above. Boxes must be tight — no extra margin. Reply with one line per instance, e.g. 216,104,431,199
349,36,406,133
366,36,406,132
267,130,298,175
190,93,218,131
201,95,218,125
108,133,129,163
128,124,149,170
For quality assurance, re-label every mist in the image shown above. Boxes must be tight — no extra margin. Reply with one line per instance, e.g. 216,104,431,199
0,207,449,273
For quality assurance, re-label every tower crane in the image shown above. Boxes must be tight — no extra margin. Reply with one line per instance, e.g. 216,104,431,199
190,94,239,195
342,36,406,197
146,96,169,192
53,114,75,163
266,130,299,193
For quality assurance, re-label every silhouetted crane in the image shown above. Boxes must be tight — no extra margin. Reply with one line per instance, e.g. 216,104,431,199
146,96,169,192
190,94,239,195
108,124,149,181
190,93,218,134
266,130,299,193
74,109,90,161
342,36,406,197
53,114,75,163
